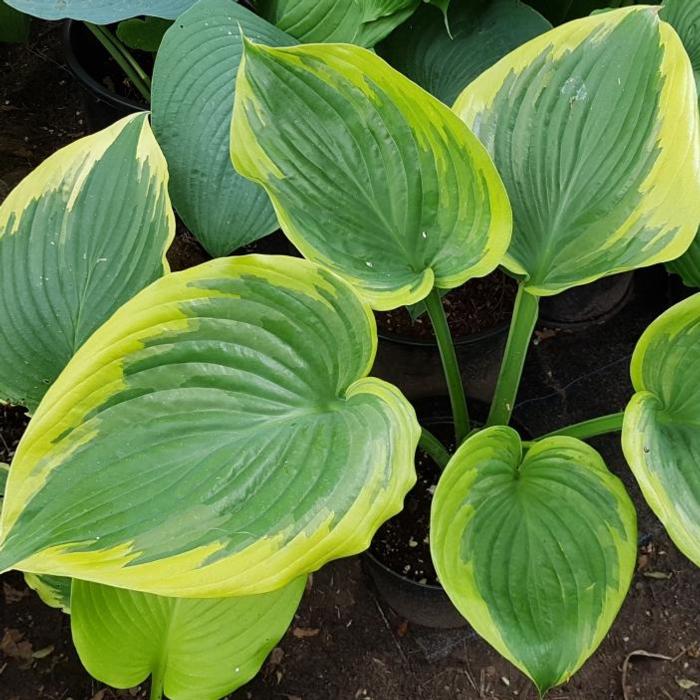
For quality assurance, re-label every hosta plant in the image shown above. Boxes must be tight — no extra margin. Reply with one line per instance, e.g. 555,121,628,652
231,5,700,695
0,3,699,700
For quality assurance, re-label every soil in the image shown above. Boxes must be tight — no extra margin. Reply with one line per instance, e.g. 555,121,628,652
370,420,454,586
376,271,517,342
1,22,699,700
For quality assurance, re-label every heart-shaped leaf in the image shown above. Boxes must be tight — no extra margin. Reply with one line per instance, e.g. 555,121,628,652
72,577,305,700
0,255,419,597
151,0,286,257
0,113,174,410
256,0,418,47
379,0,551,106
454,7,700,297
431,427,637,693
232,41,511,310
3,0,194,22
622,293,700,567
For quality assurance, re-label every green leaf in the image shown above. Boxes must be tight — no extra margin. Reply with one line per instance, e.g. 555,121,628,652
116,16,172,52
661,0,700,92
264,0,420,46
151,0,285,257
0,255,419,597
0,1,30,43
431,427,637,693
0,463,8,499
72,577,305,699
256,0,419,47
25,573,72,613
379,0,551,106
528,0,633,24
231,41,511,311
454,7,700,297
667,233,700,288
0,113,174,410
3,0,194,22
622,293,700,567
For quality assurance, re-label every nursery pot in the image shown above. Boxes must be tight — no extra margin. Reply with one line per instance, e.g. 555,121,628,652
63,20,146,131
372,272,515,403
538,272,634,330
365,399,530,629
364,410,467,629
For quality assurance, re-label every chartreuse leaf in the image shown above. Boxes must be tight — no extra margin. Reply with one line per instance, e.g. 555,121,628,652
3,0,194,22
231,41,511,311
431,428,636,694
622,294,700,567
454,7,700,297
72,577,305,700
256,0,419,47
0,113,174,410
0,255,419,597
379,0,551,105
25,573,72,613
151,0,286,257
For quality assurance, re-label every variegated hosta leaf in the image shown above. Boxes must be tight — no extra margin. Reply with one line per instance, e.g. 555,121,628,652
622,293,700,567
431,428,636,693
25,573,72,613
0,255,419,597
256,0,418,47
3,0,194,22
151,0,286,257
379,0,551,105
454,7,700,297
0,113,174,410
72,577,305,700
232,41,511,311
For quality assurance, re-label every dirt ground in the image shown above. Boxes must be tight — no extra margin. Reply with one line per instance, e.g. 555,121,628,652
0,21,699,700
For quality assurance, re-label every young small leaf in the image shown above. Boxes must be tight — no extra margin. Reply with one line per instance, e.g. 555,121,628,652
116,16,172,52
431,428,637,693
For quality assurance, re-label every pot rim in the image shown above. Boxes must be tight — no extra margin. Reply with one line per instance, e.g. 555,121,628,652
62,19,146,112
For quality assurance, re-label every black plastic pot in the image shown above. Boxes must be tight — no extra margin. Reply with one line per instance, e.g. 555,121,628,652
365,407,467,629
364,400,529,629
538,272,634,330
63,20,146,131
373,323,508,404
364,546,468,629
